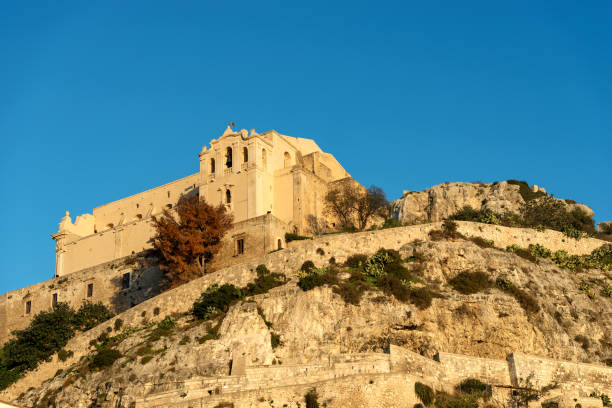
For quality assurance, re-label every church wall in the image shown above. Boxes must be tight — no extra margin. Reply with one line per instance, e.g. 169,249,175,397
92,174,199,231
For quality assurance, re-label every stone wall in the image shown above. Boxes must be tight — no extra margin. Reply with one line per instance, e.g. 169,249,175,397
435,352,512,386
0,255,162,345
509,353,612,395
1,222,609,400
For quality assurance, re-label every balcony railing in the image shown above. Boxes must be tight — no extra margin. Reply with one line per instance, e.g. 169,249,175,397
241,162,249,171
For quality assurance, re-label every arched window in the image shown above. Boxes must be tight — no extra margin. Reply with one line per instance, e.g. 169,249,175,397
226,189,232,204
210,158,216,174
226,147,233,168
284,152,291,168
262,149,267,170
277,238,282,249
243,147,248,163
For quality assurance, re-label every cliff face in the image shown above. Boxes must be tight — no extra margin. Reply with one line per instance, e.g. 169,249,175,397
390,181,594,224
16,237,611,408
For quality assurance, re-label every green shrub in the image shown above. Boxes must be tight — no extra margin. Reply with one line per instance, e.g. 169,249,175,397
90,348,122,370
332,280,368,305
270,332,282,349
192,284,243,320
434,391,478,408
305,388,320,408
285,233,312,243
541,402,559,408
495,279,540,314
148,316,176,341
297,268,337,291
449,271,492,295
521,196,595,235
72,302,114,332
589,392,611,407
114,319,123,331
57,349,73,362
506,245,538,263
153,307,160,316
382,218,402,229
415,382,435,406
300,260,315,272
409,287,434,310
469,237,495,249
507,180,547,202
140,355,153,365
316,248,325,256
255,264,270,275
0,303,76,390
345,254,368,268
244,267,286,296
378,275,410,302
456,378,491,400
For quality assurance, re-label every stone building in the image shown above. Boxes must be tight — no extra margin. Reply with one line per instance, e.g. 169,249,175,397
0,127,353,343
52,126,352,277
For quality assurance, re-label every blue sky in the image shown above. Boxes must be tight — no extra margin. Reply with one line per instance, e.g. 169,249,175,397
1,1,611,294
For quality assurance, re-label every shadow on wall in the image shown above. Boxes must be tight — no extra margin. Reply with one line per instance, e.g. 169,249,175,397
108,250,166,313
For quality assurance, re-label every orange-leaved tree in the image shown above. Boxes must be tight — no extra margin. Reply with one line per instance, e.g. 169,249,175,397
152,194,233,289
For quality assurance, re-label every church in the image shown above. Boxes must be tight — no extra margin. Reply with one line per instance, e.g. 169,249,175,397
51,126,354,277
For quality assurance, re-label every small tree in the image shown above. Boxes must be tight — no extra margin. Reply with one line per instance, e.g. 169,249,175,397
324,181,388,231
152,195,233,288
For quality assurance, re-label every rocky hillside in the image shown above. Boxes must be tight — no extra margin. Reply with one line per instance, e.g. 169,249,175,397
391,180,594,224
14,229,611,407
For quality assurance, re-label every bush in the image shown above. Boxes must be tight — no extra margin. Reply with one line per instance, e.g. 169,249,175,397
114,319,123,331
255,264,270,275
0,303,76,390
297,268,337,291
305,388,320,408
300,260,315,272
495,279,540,314
449,271,492,295
140,355,153,365
469,237,495,249
456,378,491,400
506,245,538,263
270,332,282,349
332,280,368,305
521,196,595,236
90,348,122,370
192,284,243,320
57,349,73,362
507,180,547,202
72,302,114,332
434,391,479,408
244,267,286,297
345,254,368,268
410,287,434,310
285,233,312,243
378,274,410,302
415,382,435,406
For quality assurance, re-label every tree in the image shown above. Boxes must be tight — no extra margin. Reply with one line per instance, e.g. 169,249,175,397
152,194,233,288
324,182,388,231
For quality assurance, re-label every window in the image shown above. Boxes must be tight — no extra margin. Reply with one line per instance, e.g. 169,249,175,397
122,273,130,289
226,189,232,204
225,147,233,168
277,239,283,250
243,147,248,163
236,238,244,255
25,301,31,315
210,158,216,173
136,203,139,209
284,152,291,168
106,223,114,230
87,283,94,297
52,293,58,308
166,204,172,209
135,214,143,220
167,191,170,198
262,149,267,170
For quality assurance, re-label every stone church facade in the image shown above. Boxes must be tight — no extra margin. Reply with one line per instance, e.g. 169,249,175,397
0,127,353,343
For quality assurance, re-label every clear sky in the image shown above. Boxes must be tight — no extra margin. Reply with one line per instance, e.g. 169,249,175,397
1,1,611,294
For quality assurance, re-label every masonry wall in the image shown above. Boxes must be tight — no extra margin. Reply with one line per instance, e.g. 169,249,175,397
435,352,512,386
509,353,612,394
0,255,163,345
1,222,610,400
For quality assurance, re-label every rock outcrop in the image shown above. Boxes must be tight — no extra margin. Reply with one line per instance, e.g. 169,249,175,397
391,181,594,224
15,235,611,408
